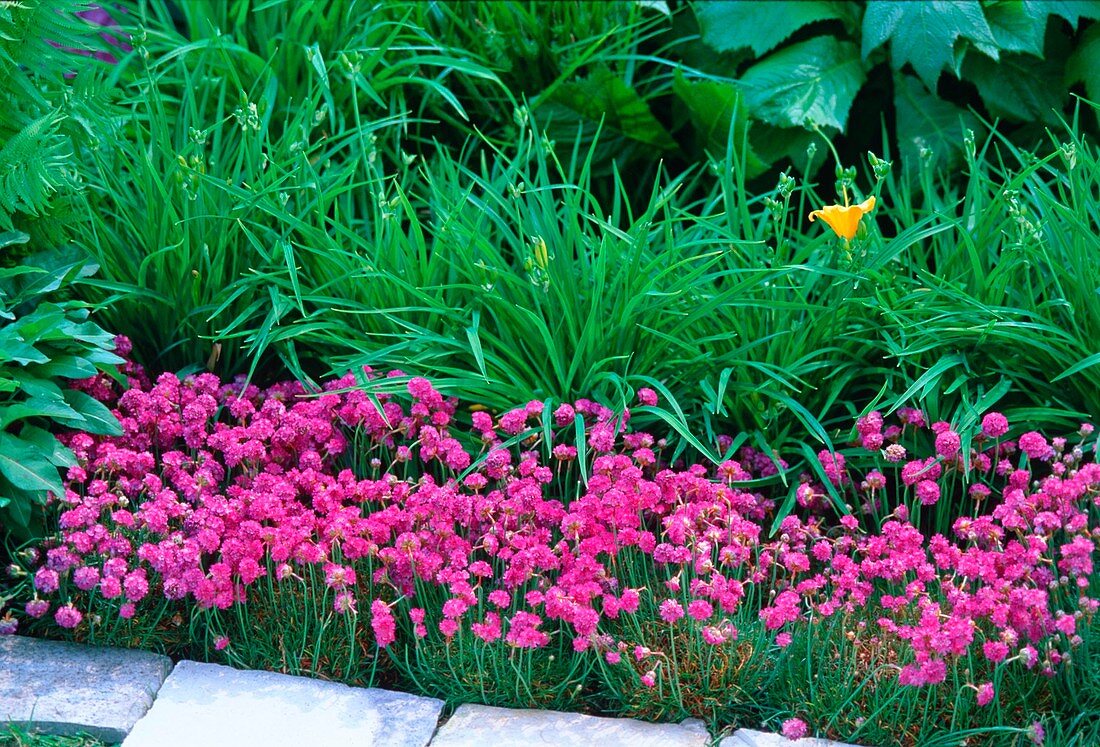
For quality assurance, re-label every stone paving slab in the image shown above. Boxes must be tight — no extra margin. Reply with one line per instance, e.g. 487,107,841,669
121,660,443,747
722,728,861,746
428,703,710,747
0,634,172,742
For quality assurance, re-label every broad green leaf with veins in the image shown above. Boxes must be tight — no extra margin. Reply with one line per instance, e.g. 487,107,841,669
985,1,1049,56
1043,0,1100,29
894,74,980,169
966,51,1064,124
863,1,998,88
1066,23,1100,100
739,36,866,130
672,72,768,177
696,0,847,56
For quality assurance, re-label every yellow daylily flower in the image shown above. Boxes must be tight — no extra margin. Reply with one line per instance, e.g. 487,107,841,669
808,195,876,240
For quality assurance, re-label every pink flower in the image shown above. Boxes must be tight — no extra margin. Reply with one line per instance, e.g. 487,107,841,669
781,718,808,740
976,681,995,706
983,640,1009,663
883,443,907,462
915,479,940,505
659,599,684,623
371,600,396,647
981,412,1009,438
54,604,83,629
334,592,357,615
637,388,658,407
25,599,49,618
214,636,230,651
934,430,961,459
775,632,793,648
687,599,713,621
1019,431,1052,460
72,566,100,591
640,670,656,688
34,568,60,594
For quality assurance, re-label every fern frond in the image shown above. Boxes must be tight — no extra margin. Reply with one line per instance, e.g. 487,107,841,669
0,110,74,230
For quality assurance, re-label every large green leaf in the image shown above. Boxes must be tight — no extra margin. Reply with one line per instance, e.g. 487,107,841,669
0,326,46,364
62,389,122,436
1044,0,1100,29
863,0,998,88
749,123,827,176
543,66,676,151
30,355,98,379
986,1,1048,56
0,397,83,428
1066,23,1100,100
695,1,847,56
671,72,767,177
18,425,77,469
966,51,1064,123
738,36,866,130
894,74,980,169
0,432,62,496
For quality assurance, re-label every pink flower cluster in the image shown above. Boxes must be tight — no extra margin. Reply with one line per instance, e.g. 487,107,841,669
11,362,1100,717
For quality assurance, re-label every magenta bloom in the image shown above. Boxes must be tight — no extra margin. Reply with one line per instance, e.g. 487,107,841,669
934,429,961,459
34,568,60,594
915,479,940,506
781,718,808,740
25,599,49,618
687,599,713,621
214,636,230,651
637,388,658,407
981,412,1009,438
976,681,995,706
659,599,684,623
0,615,17,635
371,600,396,648
72,566,100,591
54,603,83,629
1019,431,1052,460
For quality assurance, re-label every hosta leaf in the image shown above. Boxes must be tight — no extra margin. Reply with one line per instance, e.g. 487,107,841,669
696,0,846,56
1066,23,1100,99
62,389,122,436
18,425,77,469
739,36,866,130
966,51,1064,123
0,432,63,496
894,74,980,169
30,354,98,379
0,327,47,365
986,1,1048,56
0,397,83,428
544,66,676,151
672,72,768,177
863,0,998,88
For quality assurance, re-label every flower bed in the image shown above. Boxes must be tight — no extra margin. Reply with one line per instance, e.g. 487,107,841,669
4,348,1098,744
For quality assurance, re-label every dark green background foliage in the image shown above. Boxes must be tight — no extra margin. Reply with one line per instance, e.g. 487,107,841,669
688,0,1100,174
1,0,1098,479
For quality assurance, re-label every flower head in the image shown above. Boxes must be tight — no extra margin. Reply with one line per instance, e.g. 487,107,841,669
808,196,875,240
781,718,808,740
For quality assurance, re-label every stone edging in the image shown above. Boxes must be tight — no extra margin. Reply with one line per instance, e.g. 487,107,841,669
1,635,859,747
